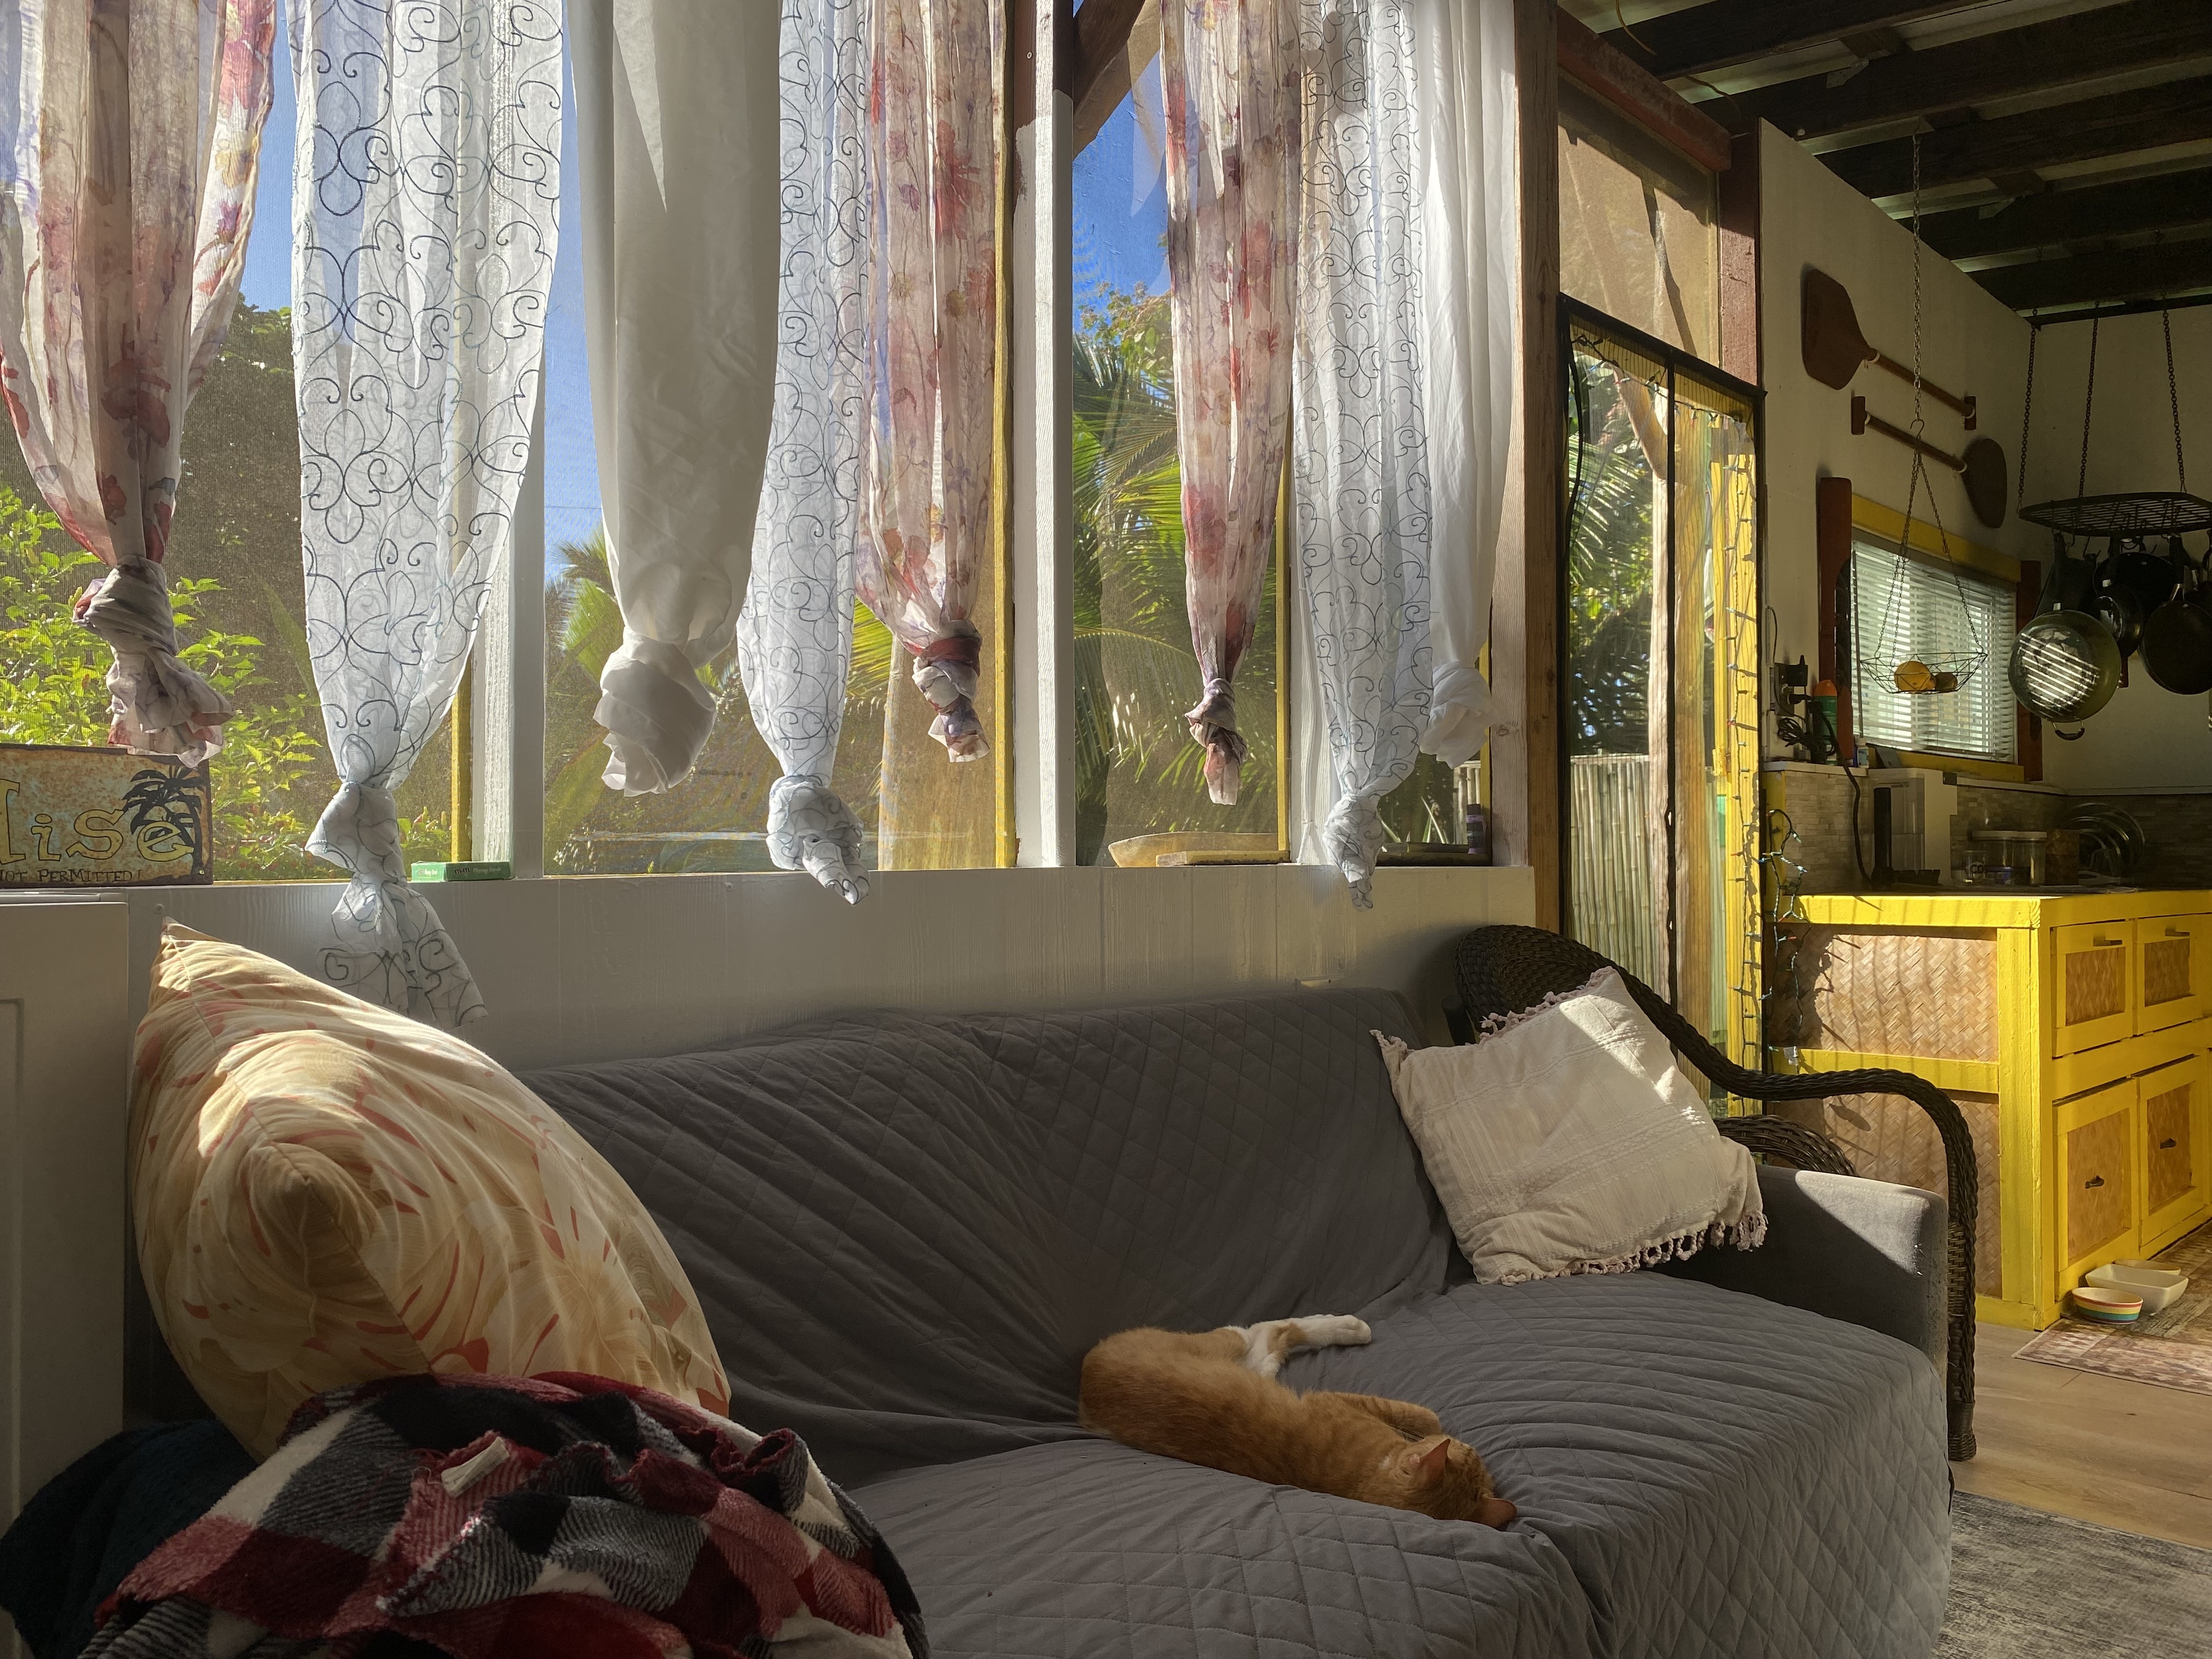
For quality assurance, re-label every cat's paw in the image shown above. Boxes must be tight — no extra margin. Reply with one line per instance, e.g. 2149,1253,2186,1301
1295,1314,1372,1348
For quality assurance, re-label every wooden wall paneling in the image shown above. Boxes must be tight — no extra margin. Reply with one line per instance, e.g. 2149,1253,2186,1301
1816,475,1856,757
1719,130,1761,388
1497,0,1561,928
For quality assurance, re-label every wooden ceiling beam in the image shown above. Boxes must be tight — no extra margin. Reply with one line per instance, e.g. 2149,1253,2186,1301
1974,236,2212,312
1556,10,1731,173
1069,0,1146,144
1724,1,2212,142
1596,2,1973,82
1916,168,2212,261
1824,75,2212,197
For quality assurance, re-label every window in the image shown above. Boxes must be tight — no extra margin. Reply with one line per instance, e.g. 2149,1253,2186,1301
1562,307,1760,1064
1557,78,1720,368
1849,541,2018,764
2,1,1480,896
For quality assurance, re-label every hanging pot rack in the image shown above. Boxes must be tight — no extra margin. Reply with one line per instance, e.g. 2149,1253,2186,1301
2019,294,2211,539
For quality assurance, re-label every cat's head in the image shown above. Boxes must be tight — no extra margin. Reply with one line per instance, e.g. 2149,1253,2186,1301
1393,1435,1517,1528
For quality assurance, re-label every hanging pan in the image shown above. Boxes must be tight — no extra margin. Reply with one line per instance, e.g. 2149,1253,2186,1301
2143,541,2212,696
2011,558,2122,724
1852,396,2008,529
2094,544,2146,661
1804,269,1978,426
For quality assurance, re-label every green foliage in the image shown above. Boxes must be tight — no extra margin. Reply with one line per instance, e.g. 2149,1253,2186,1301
1565,350,1660,757
1071,287,1285,862
0,481,444,881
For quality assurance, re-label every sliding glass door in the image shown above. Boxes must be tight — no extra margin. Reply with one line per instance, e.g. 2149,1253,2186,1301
1562,304,1760,1066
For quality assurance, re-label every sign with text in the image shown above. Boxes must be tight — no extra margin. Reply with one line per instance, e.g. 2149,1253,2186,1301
0,744,213,887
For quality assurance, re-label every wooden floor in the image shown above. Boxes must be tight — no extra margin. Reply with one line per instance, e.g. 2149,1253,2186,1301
1954,1321,2212,1549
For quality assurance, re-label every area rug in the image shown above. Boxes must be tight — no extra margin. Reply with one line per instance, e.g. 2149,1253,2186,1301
2015,1221,2212,1395
1937,1493,2212,1658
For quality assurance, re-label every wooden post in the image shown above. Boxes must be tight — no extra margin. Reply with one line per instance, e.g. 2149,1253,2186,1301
1494,0,1562,928
450,659,473,864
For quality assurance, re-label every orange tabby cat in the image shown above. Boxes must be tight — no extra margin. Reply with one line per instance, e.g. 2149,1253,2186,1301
1079,1314,1516,1527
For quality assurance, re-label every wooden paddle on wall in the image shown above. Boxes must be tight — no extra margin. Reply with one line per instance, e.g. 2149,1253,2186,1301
1805,269,1978,428
1852,395,2009,529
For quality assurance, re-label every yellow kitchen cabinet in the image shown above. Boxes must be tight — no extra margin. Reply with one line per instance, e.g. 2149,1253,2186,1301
1784,890,2212,1329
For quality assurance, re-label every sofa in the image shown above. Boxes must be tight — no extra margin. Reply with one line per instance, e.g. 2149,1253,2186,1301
527,986,1953,1659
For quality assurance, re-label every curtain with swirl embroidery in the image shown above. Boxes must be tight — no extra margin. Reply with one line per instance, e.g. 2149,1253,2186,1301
853,0,1003,766
292,0,562,1026
735,0,873,902
0,0,276,764
1292,0,1428,906
1160,0,1300,805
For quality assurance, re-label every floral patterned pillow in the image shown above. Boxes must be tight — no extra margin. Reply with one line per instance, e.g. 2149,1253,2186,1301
131,924,729,1459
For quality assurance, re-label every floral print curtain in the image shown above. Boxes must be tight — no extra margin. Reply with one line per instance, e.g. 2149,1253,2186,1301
293,0,562,1027
1159,0,1300,806
853,0,1003,766
0,0,276,764
736,0,873,902
1293,0,1429,906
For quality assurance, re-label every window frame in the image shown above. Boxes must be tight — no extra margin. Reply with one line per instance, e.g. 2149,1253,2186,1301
1846,534,2022,771
1556,296,1765,1064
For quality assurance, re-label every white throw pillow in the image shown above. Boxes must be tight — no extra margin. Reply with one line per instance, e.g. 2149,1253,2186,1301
1375,968,1764,1284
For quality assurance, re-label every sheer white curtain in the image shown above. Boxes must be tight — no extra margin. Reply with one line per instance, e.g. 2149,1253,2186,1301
1409,0,1516,769
1293,0,1429,906
571,0,782,797
293,0,562,1026
1291,0,1516,894
735,0,873,902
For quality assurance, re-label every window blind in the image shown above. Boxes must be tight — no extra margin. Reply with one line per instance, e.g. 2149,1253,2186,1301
1850,541,2018,763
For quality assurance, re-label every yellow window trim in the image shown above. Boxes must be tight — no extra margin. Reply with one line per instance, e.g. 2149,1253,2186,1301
1851,494,2020,585
1892,750,2028,783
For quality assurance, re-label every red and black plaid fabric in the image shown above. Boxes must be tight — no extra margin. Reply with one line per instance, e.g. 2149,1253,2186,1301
86,1373,924,1659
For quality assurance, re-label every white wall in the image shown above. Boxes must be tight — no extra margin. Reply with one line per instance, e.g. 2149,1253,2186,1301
2019,306,2212,792
1758,125,2039,710
8,864,1533,1074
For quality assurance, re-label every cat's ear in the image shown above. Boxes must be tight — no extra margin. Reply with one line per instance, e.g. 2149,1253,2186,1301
1403,1435,1452,1483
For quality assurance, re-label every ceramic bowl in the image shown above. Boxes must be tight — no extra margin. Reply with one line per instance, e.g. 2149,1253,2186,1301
2071,1284,2145,1323
2088,1261,2188,1314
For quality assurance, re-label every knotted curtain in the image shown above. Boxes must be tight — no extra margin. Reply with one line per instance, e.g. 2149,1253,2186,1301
0,0,276,764
292,0,562,1026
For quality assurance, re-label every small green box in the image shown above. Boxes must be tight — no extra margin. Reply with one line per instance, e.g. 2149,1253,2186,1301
409,860,513,882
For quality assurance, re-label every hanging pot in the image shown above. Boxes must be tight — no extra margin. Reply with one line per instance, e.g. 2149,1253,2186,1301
2010,610,2123,723
2094,583,2145,661
2044,535,2097,612
2142,544,2212,695
2113,536,2181,612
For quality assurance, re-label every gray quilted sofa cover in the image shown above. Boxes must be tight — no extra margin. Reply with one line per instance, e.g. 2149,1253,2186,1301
527,988,1950,1659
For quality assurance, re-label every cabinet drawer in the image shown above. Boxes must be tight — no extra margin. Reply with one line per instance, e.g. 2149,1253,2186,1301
2137,915,2212,1035
2058,1080,2139,1293
2052,921,2135,1056
2141,1054,2210,1247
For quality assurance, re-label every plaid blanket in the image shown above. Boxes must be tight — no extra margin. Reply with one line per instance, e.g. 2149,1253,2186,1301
84,1373,924,1659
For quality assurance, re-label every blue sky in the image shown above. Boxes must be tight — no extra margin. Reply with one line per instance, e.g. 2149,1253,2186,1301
242,20,1168,580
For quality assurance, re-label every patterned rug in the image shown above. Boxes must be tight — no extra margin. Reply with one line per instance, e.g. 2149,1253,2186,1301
2016,1221,2212,1395
1937,1493,2212,1658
